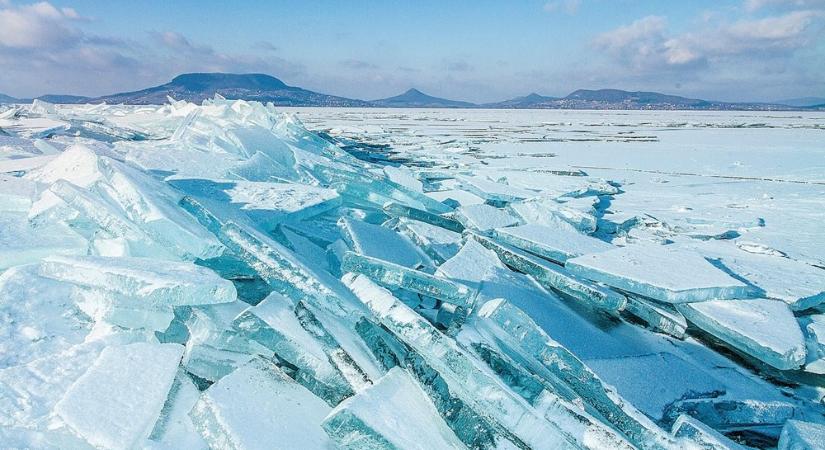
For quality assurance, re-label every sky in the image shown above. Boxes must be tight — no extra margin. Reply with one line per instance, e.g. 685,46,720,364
0,0,823,102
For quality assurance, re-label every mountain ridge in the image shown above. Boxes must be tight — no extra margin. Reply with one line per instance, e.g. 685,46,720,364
1,73,821,110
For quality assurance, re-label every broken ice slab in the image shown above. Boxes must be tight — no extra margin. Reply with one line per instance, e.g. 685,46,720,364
38,255,237,307
167,178,341,230
803,315,825,373
382,165,423,192
27,146,223,260
344,274,635,450
182,303,274,382
458,175,535,204
55,343,184,449
0,264,92,369
475,298,677,450
778,420,825,450
623,295,687,339
453,203,520,231
435,238,505,293
491,222,613,264
426,189,485,208
586,352,726,422
71,288,175,331
338,217,430,269
323,367,467,450
382,202,465,233
0,212,88,270
341,251,475,308
190,357,333,450
566,244,756,303
678,299,807,370
232,293,355,405
149,370,208,449
689,241,825,311
0,174,39,212
664,398,799,438
671,414,749,450
508,196,598,234
470,233,627,313
395,219,462,265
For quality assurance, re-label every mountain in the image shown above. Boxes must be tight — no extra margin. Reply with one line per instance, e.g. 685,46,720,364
485,93,559,108
491,89,791,111
90,73,371,106
0,93,18,103
775,97,825,108
372,88,476,108
35,94,90,104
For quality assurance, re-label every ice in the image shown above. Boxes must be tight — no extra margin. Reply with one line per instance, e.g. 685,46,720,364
342,251,475,308
189,357,333,450
338,217,430,269
1,100,823,449
474,298,677,450
470,233,627,313
323,367,467,449
0,264,92,368
344,273,635,450
567,244,756,303
453,203,520,231
55,343,183,449
677,299,807,370
0,427,95,450
778,420,825,450
687,241,825,311
168,178,341,230
671,415,749,450
38,255,237,307
0,212,87,270
233,293,355,404
395,218,462,264
491,222,613,264
508,195,598,234
383,201,465,233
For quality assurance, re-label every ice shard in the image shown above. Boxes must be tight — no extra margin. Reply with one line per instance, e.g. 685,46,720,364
55,343,184,449
382,201,465,233
474,298,678,450
232,293,356,404
623,295,687,339
508,196,598,234
567,244,757,303
678,299,806,370
148,370,208,449
338,217,430,269
341,251,475,308
491,223,613,264
395,218,462,264
671,414,749,450
778,420,825,450
0,212,87,270
190,357,333,450
453,203,520,231
469,233,627,313
344,273,636,450
323,367,467,449
38,255,237,307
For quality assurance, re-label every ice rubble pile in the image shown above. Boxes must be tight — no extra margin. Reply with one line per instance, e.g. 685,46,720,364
0,98,824,450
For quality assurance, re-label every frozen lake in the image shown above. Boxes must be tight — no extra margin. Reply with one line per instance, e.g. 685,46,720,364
289,108,825,267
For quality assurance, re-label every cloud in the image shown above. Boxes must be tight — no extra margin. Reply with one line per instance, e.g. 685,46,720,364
252,41,278,52
445,60,473,72
0,1,83,48
594,10,823,72
543,0,581,15
339,59,379,70
744,0,825,11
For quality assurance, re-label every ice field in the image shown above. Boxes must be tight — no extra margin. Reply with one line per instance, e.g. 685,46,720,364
0,99,824,449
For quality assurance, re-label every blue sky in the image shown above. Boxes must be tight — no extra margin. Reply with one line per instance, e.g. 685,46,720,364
0,0,823,102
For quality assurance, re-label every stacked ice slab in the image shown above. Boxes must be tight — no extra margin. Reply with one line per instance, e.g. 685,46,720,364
0,98,823,449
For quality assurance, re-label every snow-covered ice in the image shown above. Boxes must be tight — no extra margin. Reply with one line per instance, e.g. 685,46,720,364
0,100,823,449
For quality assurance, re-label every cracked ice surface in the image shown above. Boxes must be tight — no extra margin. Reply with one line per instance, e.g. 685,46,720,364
0,100,824,449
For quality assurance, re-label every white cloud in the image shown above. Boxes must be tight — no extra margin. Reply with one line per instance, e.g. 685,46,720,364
744,0,825,12
0,1,82,48
544,0,581,15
